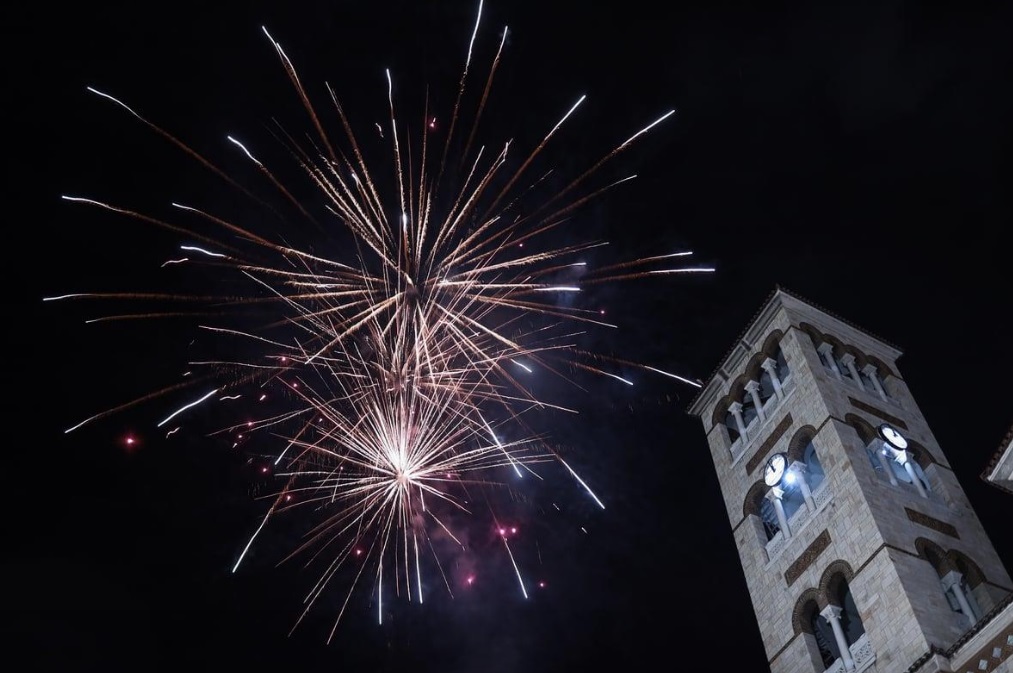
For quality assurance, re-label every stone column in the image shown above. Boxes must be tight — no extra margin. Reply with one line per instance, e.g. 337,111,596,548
790,461,816,511
861,363,888,401
761,357,784,399
840,353,862,386
766,487,790,539
820,605,855,671
817,343,841,378
942,571,977,624
875,442,899,485
745,380,766,423
728,401,748,444
895,449,929,498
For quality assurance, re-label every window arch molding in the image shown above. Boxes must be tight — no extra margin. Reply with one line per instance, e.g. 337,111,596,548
851,351,898,381
710,392,734,430
818,560,856,608
792,587,825,634
947,550,988,589
795,322,898,381
709,330,790,441
797,322,823,350
914,537,954,576
742,479,769,520
844,413,878,445
907,439,939,471
914,538,989,625
786,425,820,465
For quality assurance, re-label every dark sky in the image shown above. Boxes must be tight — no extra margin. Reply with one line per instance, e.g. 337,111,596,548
9,1,1013,671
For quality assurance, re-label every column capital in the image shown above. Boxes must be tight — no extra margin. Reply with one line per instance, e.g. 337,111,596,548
789,460,808,474
817,341,835,355
820,604,843,621
839,352,857,366
766,486,785,501
745,379,761,393
728,401,743,413
860,362,879,375
893,448,910,465
940,570,964,591
761,357,778,371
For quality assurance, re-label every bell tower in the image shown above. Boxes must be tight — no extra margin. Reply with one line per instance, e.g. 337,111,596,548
687,287,1013,673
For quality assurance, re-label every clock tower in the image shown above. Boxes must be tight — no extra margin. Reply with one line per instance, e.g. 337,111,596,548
687,287,1013,673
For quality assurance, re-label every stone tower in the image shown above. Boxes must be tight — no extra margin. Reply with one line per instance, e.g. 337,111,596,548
687,287,1013,673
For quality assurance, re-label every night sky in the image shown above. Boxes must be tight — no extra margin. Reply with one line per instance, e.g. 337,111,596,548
10,1,1013,671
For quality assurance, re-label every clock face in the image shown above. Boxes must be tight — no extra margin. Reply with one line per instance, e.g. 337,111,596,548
764,452,787,487
879,424,908,450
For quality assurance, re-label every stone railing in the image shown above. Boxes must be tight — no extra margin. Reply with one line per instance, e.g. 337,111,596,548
824,633,875,673
765,529,787,558
812,482,832,511
765,483,833,563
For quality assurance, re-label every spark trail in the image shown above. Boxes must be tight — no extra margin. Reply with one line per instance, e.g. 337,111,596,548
50,0,709,638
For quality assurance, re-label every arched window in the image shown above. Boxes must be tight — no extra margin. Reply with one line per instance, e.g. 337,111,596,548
780,478,807,521
804,440,826,491
815,575,867,671
759,496,781,541
808,607,838,668
916,539,982,629
774,346,790,381
724,408,741,443
837,581,866,645
758,367,777,402
741,392,758,427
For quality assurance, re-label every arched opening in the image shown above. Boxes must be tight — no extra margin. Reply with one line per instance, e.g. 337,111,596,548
804,440,826,491
805,600,838,668
845,414,878,447
758,366,777,403
916,539,983,628
950,552,986,590
950,551,988,619
773,344,790,383
719,398,741,444
780,478,807,522
740,390,759,427
833,579,866,646
785,426,826,504
758,493,781,541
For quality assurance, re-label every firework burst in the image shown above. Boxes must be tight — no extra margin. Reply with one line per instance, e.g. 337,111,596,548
48,1,711,637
